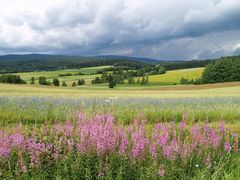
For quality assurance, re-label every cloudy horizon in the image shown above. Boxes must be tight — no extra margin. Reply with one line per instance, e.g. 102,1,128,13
1,0,240,60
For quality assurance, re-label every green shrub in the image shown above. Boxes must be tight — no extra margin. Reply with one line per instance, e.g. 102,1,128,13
39,76,50,85
72,82,77,87
78,79,85,85
109,80,116,88
62,81,67,87
52,78,60,86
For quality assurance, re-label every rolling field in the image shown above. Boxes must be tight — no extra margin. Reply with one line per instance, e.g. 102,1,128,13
148,67,204,84
13,65,111,85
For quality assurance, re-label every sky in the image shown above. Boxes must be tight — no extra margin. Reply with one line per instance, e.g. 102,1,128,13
0,0,240,60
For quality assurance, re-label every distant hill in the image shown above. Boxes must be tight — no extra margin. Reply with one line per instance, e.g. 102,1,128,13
0,54,232,73
0,54,154,73
0,54,157,62
91,55,165,64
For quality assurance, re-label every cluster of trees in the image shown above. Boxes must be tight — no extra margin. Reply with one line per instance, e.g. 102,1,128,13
0,74,26,84
92,65,165,88
91,74,117,88
179,57,240,85
77,79,85,85
92,72,149,87
38,76,51,85
98,65,166,76
201,57,240,83
70,79,85,87
37,76,85,87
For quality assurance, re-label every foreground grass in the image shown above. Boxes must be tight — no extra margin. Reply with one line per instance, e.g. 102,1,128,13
0,113,239,179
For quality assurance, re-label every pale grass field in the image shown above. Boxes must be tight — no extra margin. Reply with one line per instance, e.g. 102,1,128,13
0,82,240,129
1,83,240,98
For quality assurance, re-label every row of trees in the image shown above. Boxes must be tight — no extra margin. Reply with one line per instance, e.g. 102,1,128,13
98,65,166,76
31,76,85,87
92,65,162,87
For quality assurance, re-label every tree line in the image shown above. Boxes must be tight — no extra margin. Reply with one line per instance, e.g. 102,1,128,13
179,56,240,84
0,56,149,73
36,76,85,87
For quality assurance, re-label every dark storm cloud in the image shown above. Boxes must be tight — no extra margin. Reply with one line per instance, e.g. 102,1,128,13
0,0,240,60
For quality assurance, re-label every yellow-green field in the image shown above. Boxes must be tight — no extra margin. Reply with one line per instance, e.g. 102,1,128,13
148,67,204,83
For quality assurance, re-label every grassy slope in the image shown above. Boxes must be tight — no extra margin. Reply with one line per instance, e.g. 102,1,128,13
148,67,204,84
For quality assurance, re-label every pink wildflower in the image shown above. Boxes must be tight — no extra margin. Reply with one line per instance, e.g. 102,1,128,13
224,141,231,152
157,165,165,177
180,114,186,130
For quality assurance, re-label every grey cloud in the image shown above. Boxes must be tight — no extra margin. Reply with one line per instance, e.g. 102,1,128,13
0,0,240,60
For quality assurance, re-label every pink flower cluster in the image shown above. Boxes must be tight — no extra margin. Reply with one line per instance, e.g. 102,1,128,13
0,113,238,175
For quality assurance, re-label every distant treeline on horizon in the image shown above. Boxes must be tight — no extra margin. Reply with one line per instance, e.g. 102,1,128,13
0,54,239,73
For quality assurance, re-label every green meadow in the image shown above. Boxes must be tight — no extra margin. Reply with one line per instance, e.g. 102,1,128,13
1,82,240,130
